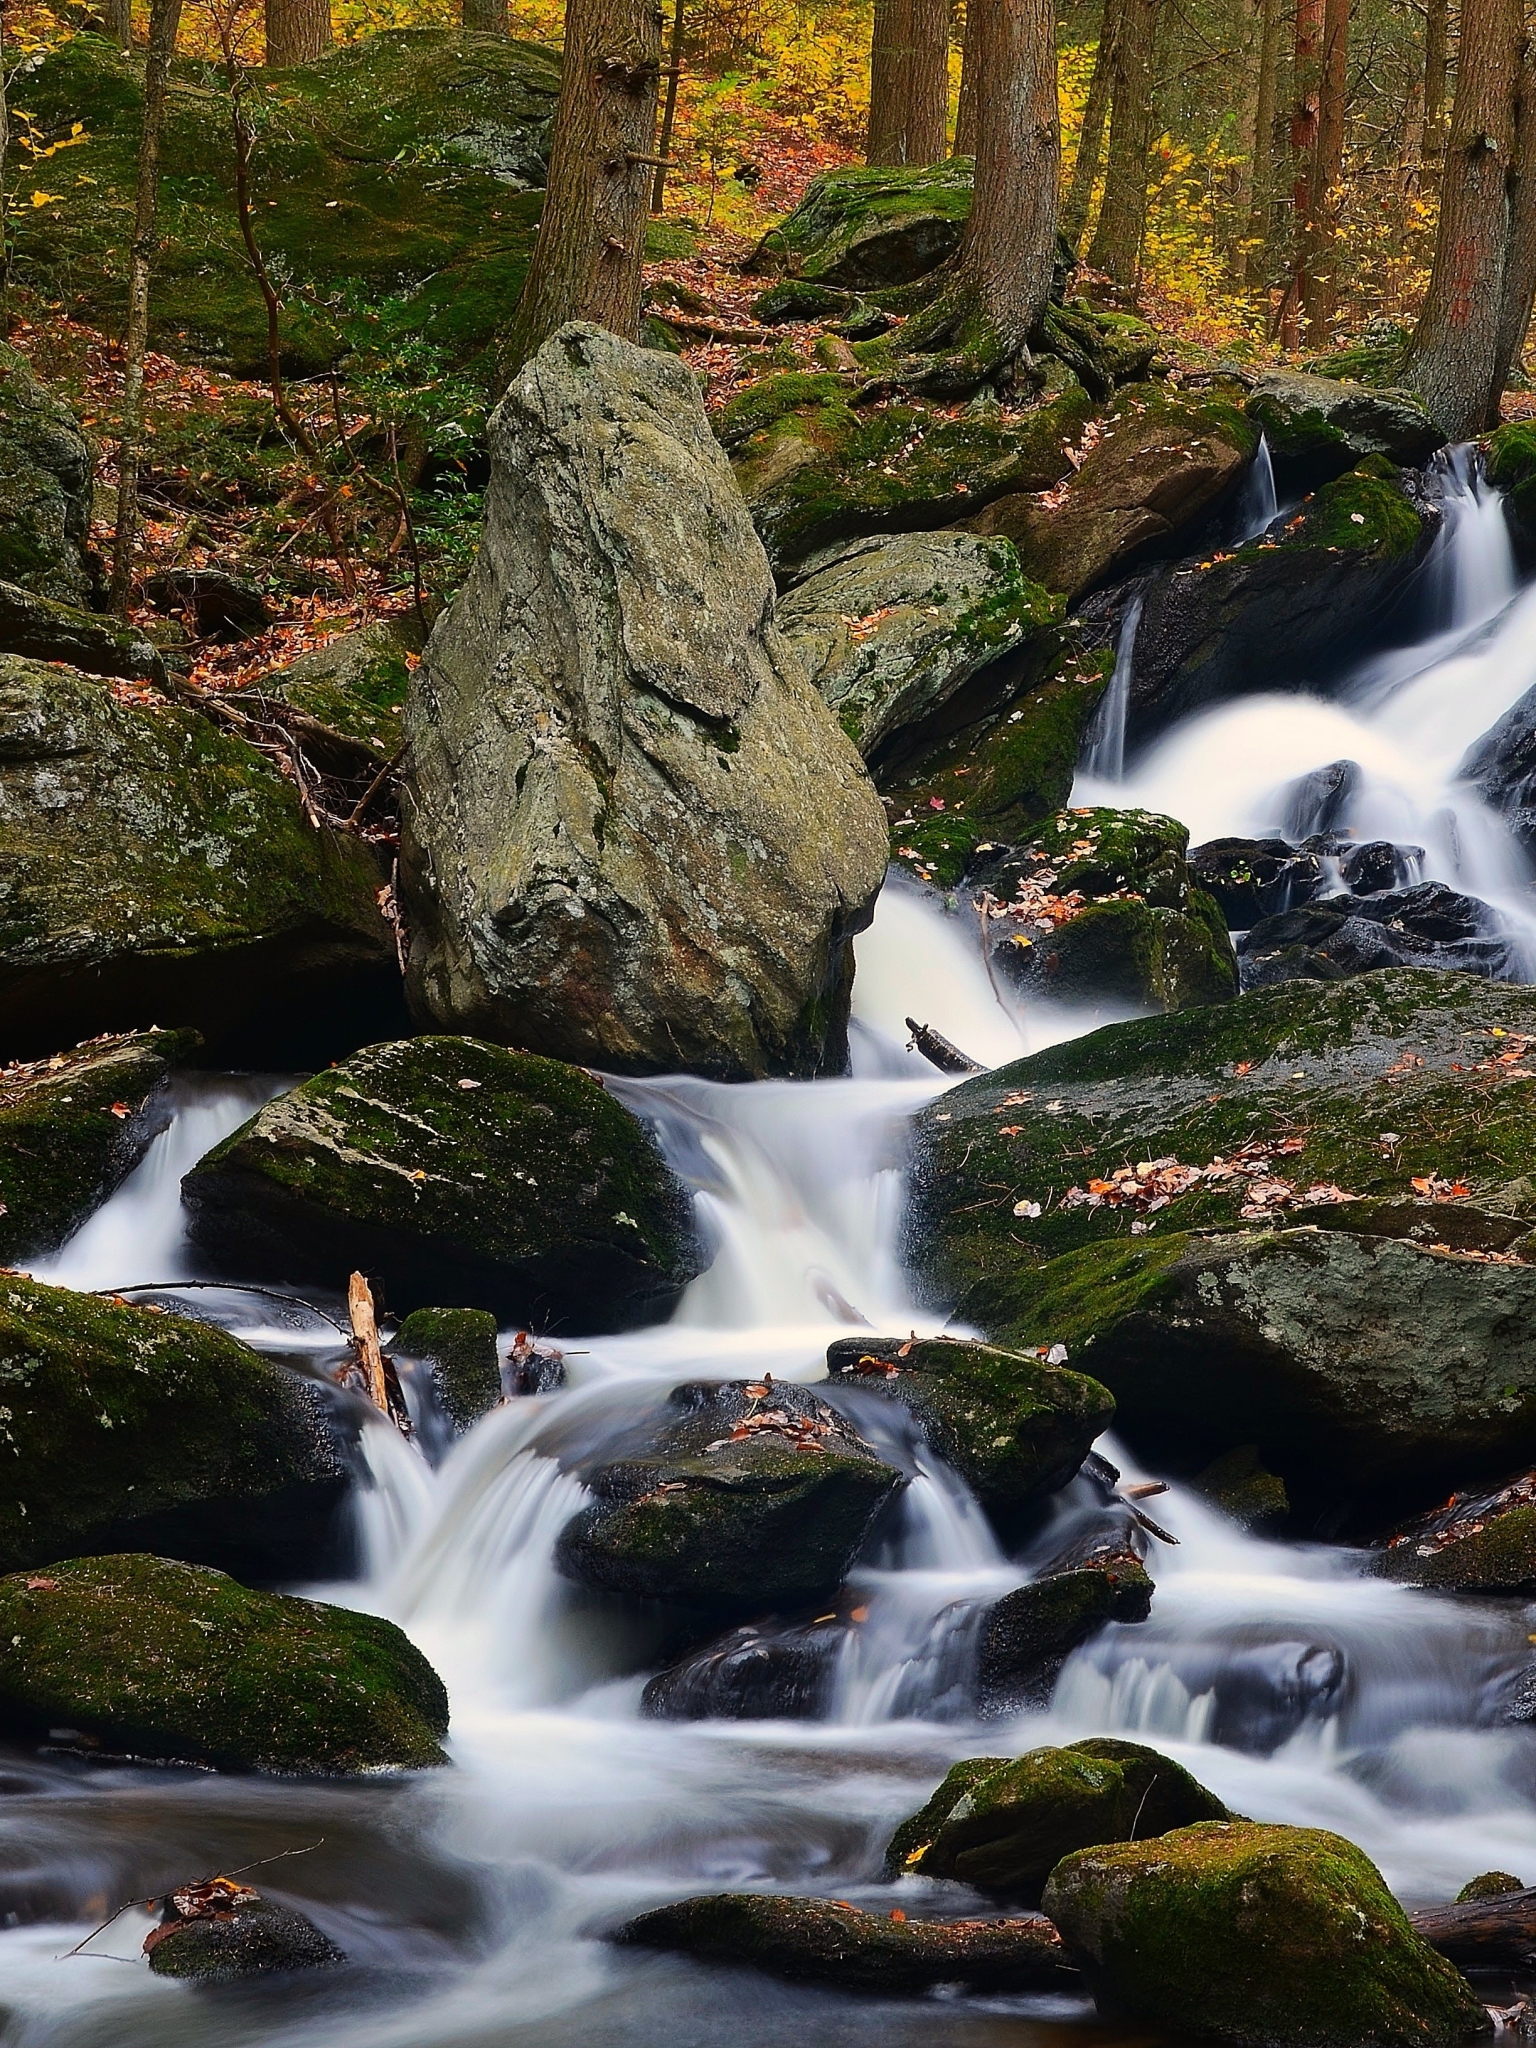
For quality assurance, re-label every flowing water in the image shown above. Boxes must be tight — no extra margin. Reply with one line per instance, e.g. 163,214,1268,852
8,460,1536,2046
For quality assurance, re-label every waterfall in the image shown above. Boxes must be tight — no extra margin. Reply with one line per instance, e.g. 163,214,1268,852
1233,432,1279,543
1081,593,1142,784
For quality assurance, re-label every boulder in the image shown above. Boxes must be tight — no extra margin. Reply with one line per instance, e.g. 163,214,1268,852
0,1553,448,1771
182,1036,703,1325
823,1335,1114,1537
724,373,1095,578
1458,678,1536,857
1189,834,1416,926
1458,1872,1527,1903
975,1558,1153,1715
1246,367,1445,491
0,1276,350,1581
1042,1821,1490,2048
969,383,1257,601
392,1306,502,1431
554,1380,904,1625
776,531,1060,765
0,581,162,683
401,324,888,1082
614,1892,1075,1994
1374,1471,1536,1593
1237,883,1519,989
1191,1445,1289,1529
0,342,98,607
256,615,423,757
0,657,397,1064
641,1614,847,1720
1484,421,1536,560
144,567,272,642
0,1028,195,1263
892,1739,1227,1902
146,1890,344,1979
745,162,976,288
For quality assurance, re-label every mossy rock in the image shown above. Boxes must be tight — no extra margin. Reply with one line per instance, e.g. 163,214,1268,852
824,1335,1113,1537
0,344,98,608
1374,1490,1536,1594
0,1028,197,1262
147,1895,344,1978
1192,1445,1289,1529
1246,367,1444,492
0,657,395,1064
1302,319,1413,389
183,1036,704,1325
0,579,163,684
1486,420,1536,558
554,1380,904,1626
257,616,424,756
976,1558,1153,1714
727,376,1095,576
745,161,975,290
893,1739,1228,1903
1457,1871,1526,1903
9,31,558,378
393,1306,501,1431
0,1275,348,1580
0,1554,447,1772
1042,1821,1490,2048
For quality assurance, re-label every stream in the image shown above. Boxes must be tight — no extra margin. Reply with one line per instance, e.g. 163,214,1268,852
9,458,1536,2047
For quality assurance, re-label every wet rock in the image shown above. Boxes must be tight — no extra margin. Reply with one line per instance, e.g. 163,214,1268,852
0,1275,350,1581
745,161,975,289
892,1739,1227,1902
0,342,98,608
1458,675,1536,857
146,1889,344,1979
0,581,162,684
641,1614,847,1720
258,616,422,757
1237,882,1520,990
1189,834,1417,926
401,325,887,1082
0,657,396,1064
1246,367,1445,491
1042,1821,1489,2048
0,1553,448,1771
969,383,1257,601
144,568,272,642
554,1381,904,1626
504,1329,567,1395
392,1306,501,1432
614,1891,1076,1993
182,1036,703,1325
975,1558,1153,1715
0,1028,196,1264
1374,1471,1536,1593
824,1334,1113,1538
1485,421,1536,560
777,531,1059,764
1191,1445,1289,1529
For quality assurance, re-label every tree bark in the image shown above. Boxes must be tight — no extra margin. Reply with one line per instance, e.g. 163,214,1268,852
867,0,949,164
499,0,661,380
1299,0,1347,342
651,0,684,209
110,0,185,617
953,0,979,155
265,0,331,67
105,0,133,48
1238,0,1283,283
1492,35,1536,404
1086,0,1158,286
1409,1889,1536,1968
1280,0,1322,343
1423,0,1449,171
1062,0,1120,249
463,0,510,32
1403,0,1523,436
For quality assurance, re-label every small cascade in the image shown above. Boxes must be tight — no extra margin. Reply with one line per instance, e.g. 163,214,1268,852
1081,593,1142,784
1233,432,1279,543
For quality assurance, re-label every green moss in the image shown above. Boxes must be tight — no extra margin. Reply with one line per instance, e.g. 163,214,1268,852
0,1553,448,1771
0,342,96,607
1296,462,1425,556
393,1306,501,1430
1457,1871,1526,1902
714,371,853,449
883,1754,1006,1874
261,618,422,755
1192,1444,1289,1527
746,161,974,288
1375,1501,1536,1592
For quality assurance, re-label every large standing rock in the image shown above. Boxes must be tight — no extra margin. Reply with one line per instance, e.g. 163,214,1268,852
0,1275,349,1580
0,658,396,1062
0,343,98,607
1042,1822,1490,2048
401,325,888,1082
182,1035,703,1324
0,1553,448,1771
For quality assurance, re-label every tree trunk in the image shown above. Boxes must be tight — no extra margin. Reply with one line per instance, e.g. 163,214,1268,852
1423,0,1449,171
265,0,331,67
1492,36,1536,405
867,0,949,164
953,0,979,154
651,0,685,209
1238,0,1283,283
111,0,185,617
1281,0,1322,343
1299,0,1347,342
1409,1889,1536,1968
1062,0,1120,249
105,0,133,48
1403,0,1523,436
499,0,661,380
1086,0,1158,286
463,0,509,32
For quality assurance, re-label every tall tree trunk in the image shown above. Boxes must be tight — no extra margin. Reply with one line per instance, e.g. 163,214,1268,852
1493,36,1536,406
1299,0,1347,342
463,0,510,32
1062,0,1120,249
1086,0,1158,286
1403,0,1523,436
1279,0,1322,343
867,0,949,164
953,0,979,154
1423,0,1449,172
111,0,185,616
1228,0,1264,269
264,0,331,68
651,0,685,209
499,0,661,380
106,0,133,48
1238,0,1283,283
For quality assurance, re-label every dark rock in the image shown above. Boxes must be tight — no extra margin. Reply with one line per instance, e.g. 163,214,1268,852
554,1380,904,1626
1188,837,1325,924
1485,421,1536,560
614,1891,1076,1994
1042,1822,1490,2048
0,1276,350,1581
0,581,163,683
0,656,397,1064
504,1329,567,1395
0,342,98,607
1191,1445,1289,1528
144,568,272,642
0,1553,447,1771
401,324,887,1082
824,1334,1113,1538
744,161,974,288
975,1558,1153,1715
182,1035,703,1326
1237,883,1520,990
146,1892,344,1979
641,1614,847,1720
392,1306,501,1431
1280,758,1361,839
0,1028,197,1263
1374,1471,1536,1593
1246,368,1446,492
751,279,855,323
1458,676,1536,857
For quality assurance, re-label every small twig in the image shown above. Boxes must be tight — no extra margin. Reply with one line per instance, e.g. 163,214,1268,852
59,1840,326,1960
1127,1775,1159,1842
344,746,404,833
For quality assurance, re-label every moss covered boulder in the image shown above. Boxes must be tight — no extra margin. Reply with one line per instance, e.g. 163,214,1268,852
614,1891,1074,1993
1042,1821,1490,2048
824,1335,1113,1537
970,383,1257,601
182,1036,703,1325
976,1557,1154,1714
891,1739,1227,1902
146,1893,344,1979
0,1028,196,1263
555,1380,904,1625
745,161,975,289
0,1276,348,1580
777,531,1061,767
0,343,98,608
1373,1473,1536,1593
725,375,1095,576
0,1554,447,1772
392,1306,502,1431
0,657,395,1063
1485,421,1536,559
258,616,423,758
0,580,163,684
1247,367,1445,492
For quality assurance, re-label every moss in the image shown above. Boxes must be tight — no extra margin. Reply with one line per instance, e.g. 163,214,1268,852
746,161,974,288
1192,1445,1289,1528
260,618,422,755
1486,420,1536,547
714,371,853,449
1042,1821,1490,2048
883,1754,1006,1875
1457,1871,1526,1902
393,1306,501,1430
1374,1502,1536,1593
0,1553,448,1771
1295,462,1426,557
0,342,96,607
751,279,853,323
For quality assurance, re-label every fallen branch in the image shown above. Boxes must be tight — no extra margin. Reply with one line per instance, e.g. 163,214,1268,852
1409,1889,1536,1968
651,311,772,343
905,1017,984,1076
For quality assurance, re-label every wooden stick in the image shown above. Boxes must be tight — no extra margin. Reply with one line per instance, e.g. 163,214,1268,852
347,1272,389,1414
1409,1889,1536,1967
